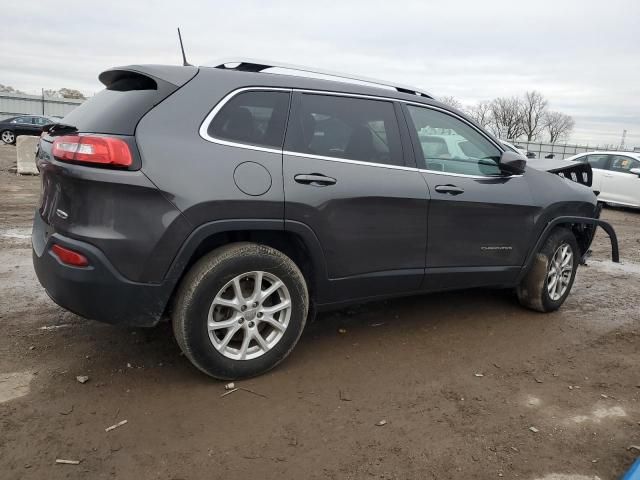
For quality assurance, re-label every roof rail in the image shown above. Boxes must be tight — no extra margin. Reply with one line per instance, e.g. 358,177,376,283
210,58,433,99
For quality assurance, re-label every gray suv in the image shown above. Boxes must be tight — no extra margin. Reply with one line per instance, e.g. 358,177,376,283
32,60,618,379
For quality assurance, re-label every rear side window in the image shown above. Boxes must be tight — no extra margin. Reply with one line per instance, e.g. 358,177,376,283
286,93,404,166
208,91,291,149
12,117,33,124
583,154,608,169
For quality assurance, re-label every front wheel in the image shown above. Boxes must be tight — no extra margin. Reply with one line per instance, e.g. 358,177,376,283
1,130,15,145
172,242,309,380
517,227,579,312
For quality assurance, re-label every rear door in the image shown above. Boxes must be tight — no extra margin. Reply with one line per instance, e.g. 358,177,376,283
577,154,609,193
402,103,536,289
600,155,640,206
283,92,428,303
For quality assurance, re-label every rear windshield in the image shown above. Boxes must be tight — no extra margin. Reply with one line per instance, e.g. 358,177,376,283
61,77,178,135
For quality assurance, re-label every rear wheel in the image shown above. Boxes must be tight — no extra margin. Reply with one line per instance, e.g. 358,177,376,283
172,242,309,380
1,130,15,145
517,227,579,312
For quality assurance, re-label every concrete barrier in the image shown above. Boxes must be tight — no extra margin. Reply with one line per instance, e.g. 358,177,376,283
16,136,39,175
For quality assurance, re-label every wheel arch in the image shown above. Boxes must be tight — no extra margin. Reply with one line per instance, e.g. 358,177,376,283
517,215,619,283
161,219,329,318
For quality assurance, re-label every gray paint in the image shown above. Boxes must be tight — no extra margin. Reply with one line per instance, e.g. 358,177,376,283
31,64,614,327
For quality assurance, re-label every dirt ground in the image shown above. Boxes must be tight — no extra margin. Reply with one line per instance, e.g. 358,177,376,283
0,143,638,480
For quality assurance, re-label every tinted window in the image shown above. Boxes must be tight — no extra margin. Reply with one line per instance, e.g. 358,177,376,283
583,154,608,169
287,94,403,166
609,155,640,173
405,105,501,176
33,116,50,125
12,116,33,124
208,91,290,149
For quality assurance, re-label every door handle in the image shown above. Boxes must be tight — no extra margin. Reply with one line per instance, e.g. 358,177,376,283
294,173,337,186
434,184,464,195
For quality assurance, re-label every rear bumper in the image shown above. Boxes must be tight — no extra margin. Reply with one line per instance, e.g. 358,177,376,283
32,213,172,327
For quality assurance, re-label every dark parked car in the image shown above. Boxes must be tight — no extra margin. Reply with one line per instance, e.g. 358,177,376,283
32,61,619,379
0,115,53,144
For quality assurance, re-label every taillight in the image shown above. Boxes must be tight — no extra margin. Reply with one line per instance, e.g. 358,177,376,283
52,135,132,167
51,244,89,267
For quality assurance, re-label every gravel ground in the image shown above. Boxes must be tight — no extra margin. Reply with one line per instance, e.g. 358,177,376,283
0,143,638,480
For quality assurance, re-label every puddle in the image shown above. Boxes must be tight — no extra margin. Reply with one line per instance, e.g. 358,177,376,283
0,228,31,245
0,371,34,403
570,405,626,424
587,260,640,276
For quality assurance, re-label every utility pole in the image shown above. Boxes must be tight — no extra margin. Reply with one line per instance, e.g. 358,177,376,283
41,88,45,115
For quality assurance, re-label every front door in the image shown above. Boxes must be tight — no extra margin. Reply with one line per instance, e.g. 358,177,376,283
283,92,428,303
600,154,640,206
402,104,536,289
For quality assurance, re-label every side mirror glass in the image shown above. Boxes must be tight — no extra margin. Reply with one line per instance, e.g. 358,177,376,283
500,150,527,175
630,167,640,177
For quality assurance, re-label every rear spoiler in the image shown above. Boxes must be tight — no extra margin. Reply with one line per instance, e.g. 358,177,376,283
99,64,198,89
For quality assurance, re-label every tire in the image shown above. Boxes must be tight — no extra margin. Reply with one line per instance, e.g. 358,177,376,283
172,242,309,380
1,130,15,145
516,227,579,313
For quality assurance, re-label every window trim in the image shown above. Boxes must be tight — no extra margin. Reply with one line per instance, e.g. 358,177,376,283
199,86,510,177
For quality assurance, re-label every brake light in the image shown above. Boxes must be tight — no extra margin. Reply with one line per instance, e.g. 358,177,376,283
51,244,89,267
52,135,132,167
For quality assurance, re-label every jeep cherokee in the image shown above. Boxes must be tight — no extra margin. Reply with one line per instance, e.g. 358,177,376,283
32,60,619,379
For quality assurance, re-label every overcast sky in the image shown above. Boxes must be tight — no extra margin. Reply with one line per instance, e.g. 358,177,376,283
2,0,638,146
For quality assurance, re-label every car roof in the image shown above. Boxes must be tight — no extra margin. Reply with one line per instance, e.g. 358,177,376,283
570,151,640,159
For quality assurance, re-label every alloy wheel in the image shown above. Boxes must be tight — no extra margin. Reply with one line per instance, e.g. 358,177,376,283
207,271,292,360
1,131,15,144
546,243,574,301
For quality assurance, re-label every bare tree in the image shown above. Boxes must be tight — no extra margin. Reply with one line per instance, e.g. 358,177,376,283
44,88,86,100
544,111,575,143
0,84,25,94
522,91,548,141
439,96,464,110
489,96,525,140
467,100,492,128
58,88,86,100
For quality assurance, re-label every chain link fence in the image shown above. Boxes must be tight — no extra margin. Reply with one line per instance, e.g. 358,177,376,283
505,140,636,160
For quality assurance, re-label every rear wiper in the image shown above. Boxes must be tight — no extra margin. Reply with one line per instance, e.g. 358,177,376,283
43,122,77,136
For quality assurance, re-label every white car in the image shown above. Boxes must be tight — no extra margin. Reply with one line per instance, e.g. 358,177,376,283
499,140,529,158
565,151,640,208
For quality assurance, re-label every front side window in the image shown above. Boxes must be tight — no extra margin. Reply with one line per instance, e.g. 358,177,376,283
286,93,404,166
608,155,640,173
405,105,502,176
207,90,290,149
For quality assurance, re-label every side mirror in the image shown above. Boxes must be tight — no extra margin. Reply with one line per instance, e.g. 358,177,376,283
500,150,527,174
630,167,640,177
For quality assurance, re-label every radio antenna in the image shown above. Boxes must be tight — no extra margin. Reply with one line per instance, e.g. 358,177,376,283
177,28,192,66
